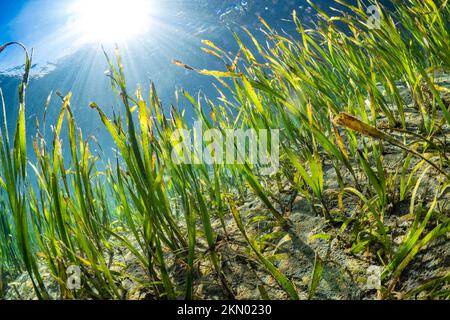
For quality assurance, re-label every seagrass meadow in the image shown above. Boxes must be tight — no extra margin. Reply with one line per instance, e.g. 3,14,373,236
0,0,449,300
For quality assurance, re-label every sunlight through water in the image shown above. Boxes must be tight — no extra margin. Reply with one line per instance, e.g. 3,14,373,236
69,0,155,43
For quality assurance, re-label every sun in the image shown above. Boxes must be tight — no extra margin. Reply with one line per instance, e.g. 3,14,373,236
71,0,153,43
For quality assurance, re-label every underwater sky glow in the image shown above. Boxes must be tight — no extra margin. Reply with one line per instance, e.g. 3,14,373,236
0,0,169,70
70,0,156,43
0,0,322,70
